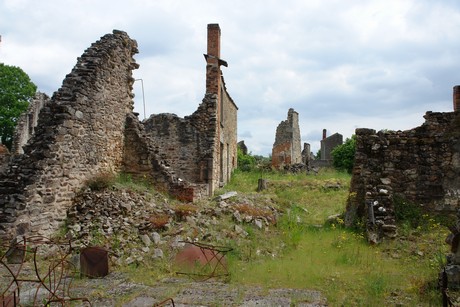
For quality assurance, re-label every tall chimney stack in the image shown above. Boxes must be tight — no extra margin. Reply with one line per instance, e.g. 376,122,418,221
207,24,220,58
205,24,221,95
322,129,327,140
454,85,460,112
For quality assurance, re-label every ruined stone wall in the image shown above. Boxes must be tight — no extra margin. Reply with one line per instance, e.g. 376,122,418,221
345,111,460,243
141,82,237,197
123,113,208,201
11,92,50,155
199,23,237,195
301,142,311,165
220,80,238,185
320,132,343,161
0,30,139,240
142,93,218,187
272,108,301,168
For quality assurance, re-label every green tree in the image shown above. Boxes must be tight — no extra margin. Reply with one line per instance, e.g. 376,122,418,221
0,63,37,150
315,149,321,160
331,135,356,173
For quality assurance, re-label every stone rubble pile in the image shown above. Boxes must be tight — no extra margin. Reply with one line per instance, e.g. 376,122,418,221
66,187,281,265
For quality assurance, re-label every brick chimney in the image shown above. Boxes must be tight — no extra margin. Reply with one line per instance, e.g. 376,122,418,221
207,24,220,58
454,85,460,112
205,24,221,95
322,129,327,140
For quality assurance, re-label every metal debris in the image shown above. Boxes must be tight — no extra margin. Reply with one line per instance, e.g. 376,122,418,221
0,236,91,306
175,241,232,281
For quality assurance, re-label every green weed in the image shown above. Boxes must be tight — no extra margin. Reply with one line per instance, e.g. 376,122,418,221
227,169,449,306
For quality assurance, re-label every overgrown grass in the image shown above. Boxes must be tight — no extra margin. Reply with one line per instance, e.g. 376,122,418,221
224,168,450,306
83,168,450,305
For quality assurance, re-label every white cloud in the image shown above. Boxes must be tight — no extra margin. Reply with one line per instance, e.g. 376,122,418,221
1,0,459,156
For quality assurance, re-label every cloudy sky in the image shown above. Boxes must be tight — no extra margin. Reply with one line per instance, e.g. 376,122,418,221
1,0,459,155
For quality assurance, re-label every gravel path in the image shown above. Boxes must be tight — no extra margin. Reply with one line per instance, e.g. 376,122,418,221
69,272,328,306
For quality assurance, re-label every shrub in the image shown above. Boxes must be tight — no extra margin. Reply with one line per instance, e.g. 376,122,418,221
149,214,170,230
331,135,356,173
85,172,115,191
393,195,423,228
237,148,256,171
173,203,198,221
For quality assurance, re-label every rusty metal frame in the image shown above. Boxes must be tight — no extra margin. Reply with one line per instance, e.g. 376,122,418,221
154,297,175,307
0,236,91,306
176,241,232,281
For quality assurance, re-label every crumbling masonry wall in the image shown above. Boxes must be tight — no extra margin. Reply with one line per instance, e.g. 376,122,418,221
141,93,218,190
345,111,460,243
130,23,237,197
272,108,301,169
0,30,140,240
123,113,208,201
11,92,50,155
219,81,238,185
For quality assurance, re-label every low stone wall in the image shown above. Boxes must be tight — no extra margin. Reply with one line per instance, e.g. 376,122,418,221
345,111,460,243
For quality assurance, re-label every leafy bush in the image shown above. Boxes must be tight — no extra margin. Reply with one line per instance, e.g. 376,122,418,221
237,148,256,171
331,135,356,173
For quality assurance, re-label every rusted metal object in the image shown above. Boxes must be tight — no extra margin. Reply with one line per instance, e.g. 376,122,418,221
0,236,91,306
80,246,109,278
154,297,175,306
175,241,232,281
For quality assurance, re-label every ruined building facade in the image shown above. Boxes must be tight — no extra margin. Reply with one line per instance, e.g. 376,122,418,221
320,129,343,161
0,24,237,240
272,108,301,169
345,88,460,243
127,24,237,196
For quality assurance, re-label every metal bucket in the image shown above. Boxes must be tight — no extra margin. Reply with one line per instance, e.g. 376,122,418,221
80,247,109,278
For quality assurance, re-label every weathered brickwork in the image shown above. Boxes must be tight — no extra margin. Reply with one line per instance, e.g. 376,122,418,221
454,85,460,111
272,108,301,169
0,24,237,240
205,24,237,194
345,110,460,243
